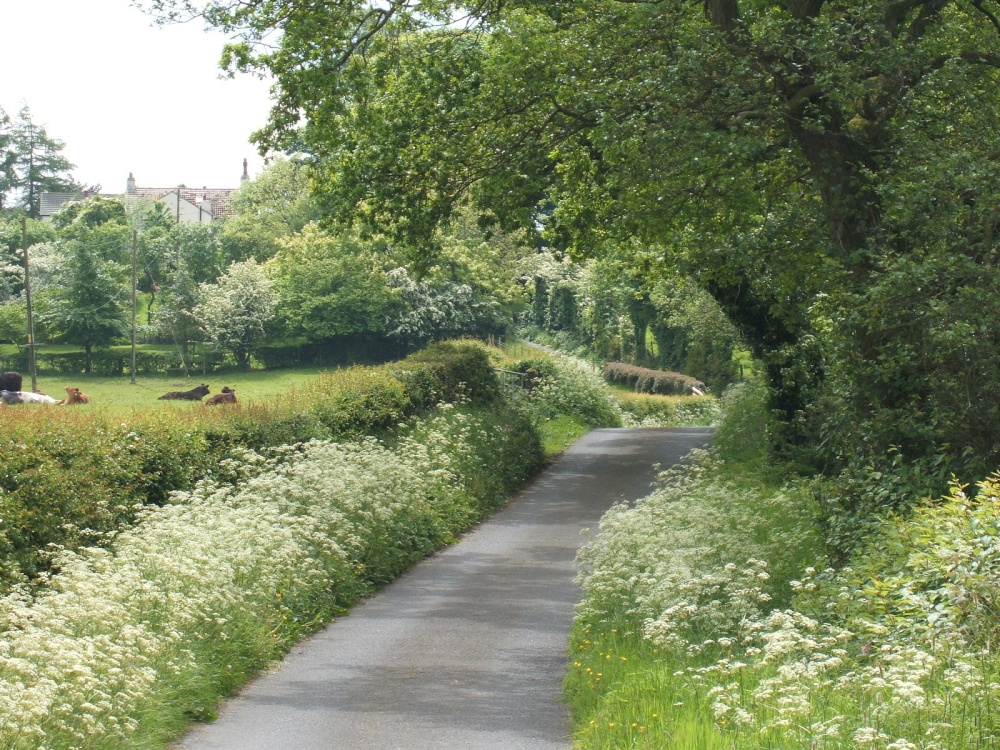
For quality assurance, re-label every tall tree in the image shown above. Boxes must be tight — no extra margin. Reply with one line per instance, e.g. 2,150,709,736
43,196,133,370
0,107,16,212
42,238,130,372
5,106,80,217
220,156,321,263
155,258,203,366
268,224,399,341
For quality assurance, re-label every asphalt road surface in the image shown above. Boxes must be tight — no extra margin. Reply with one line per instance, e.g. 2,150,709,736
174,427,713,750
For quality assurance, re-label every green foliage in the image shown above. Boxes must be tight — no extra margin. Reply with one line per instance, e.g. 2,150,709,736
712,380,772,466
613,390,720,428
41,236,131,370
531,276,548,326
254,336,399,369
0,300,25,344
269,225,399,340
511,355,623,428
220,157,321,263
428,207,533,312
546,283,578,332
0,346,228,377
0,217,55,301
139,0,1000,519
812,252,1000,505
396,340,503,407
51,195,127,232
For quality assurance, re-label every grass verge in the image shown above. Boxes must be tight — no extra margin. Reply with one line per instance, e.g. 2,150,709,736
566,381,1000,749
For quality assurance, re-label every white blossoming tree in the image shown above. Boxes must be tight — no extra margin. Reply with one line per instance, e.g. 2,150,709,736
195,259,277,369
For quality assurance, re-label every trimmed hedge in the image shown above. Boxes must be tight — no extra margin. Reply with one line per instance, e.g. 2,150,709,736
602,361,706,395
0,348,226,376
0,341,504,591
0,336,401,376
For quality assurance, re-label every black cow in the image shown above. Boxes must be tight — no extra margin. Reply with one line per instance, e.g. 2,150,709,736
158,384,210,401
0,372,22,392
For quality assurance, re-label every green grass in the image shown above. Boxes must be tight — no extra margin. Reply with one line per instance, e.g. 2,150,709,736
537,414,591,458
21,367,334,413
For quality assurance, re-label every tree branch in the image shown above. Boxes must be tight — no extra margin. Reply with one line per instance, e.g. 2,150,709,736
971,0,1000,35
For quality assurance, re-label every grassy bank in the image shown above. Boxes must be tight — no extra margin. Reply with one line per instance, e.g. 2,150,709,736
566,380,1000,749
0,403,541,748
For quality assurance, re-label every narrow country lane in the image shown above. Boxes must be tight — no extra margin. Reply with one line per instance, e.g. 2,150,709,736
174,427,713,750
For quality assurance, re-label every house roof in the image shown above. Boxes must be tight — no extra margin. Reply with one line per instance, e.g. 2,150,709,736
126,187,238,219
39,192,89,219
39,172,243,222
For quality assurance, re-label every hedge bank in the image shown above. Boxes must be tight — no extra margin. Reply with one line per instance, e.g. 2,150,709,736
0,341,512,590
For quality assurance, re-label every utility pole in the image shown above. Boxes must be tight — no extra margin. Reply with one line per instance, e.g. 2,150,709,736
131,229,137,384
20,217,37,391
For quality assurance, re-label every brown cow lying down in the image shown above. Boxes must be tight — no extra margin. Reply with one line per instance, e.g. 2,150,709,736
1,390,58,405
57,386,90,405
158,383,210,401
205,386,236,405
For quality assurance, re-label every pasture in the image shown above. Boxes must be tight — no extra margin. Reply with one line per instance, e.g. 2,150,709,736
9,367,333,414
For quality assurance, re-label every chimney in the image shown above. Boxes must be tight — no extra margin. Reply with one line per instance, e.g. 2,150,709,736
126,172,137,193
241,158,249,183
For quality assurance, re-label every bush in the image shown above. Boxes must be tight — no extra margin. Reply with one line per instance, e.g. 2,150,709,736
712,379,771,465
615,391,720,428
511,355,624,428
394,340,502,407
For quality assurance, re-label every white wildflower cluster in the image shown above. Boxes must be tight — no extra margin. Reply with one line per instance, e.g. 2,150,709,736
576,452,813,627
574,454,1000,748
0,410,504,748
642,560,773,653
528,355,625,427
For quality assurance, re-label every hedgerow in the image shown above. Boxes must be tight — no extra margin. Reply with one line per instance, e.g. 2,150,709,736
0,402,542,748
602,361,706,395
0,341,504,590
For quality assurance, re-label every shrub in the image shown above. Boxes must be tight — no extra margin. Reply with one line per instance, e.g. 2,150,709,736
395,340,502,406
511,355,624,428
614,391,720,428
712,379,771,465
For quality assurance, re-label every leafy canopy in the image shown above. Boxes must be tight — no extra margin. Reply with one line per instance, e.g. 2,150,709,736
140,0,1000,490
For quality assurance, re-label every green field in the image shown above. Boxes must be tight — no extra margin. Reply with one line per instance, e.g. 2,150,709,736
10,367,336,413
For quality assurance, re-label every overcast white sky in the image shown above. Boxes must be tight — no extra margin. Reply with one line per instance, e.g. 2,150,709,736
0,0,275,193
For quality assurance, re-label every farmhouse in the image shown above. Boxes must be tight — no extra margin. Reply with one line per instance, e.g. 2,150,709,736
38,160,251,223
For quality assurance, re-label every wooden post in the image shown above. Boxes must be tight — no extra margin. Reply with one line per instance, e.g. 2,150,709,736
131,229,137,384
20,217,37,392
